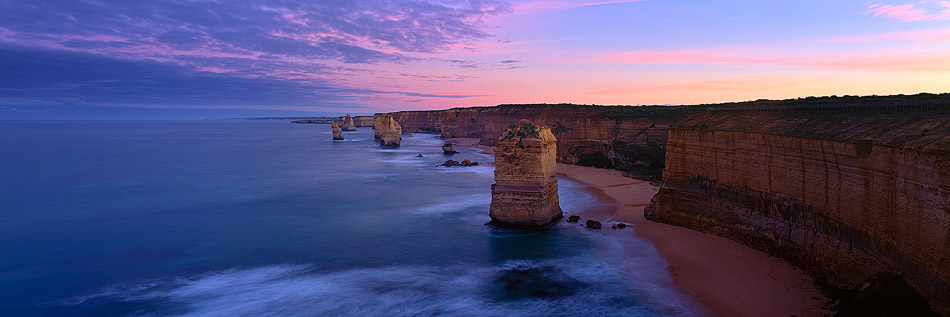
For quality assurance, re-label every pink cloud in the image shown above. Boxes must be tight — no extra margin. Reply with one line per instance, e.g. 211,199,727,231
864,2,950,22
593,49,950,72
820,28,950,44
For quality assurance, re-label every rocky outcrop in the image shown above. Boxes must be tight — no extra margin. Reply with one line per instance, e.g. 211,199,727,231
490,120,562,228
585,220,602,229
331,122,343,140
646,110,950,314
374,113,402,146
442,142,458,154
341,114,356,131
388,104,699,180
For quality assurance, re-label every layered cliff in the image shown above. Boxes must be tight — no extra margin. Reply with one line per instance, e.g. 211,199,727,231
646,110,950,314
391,104,700,180
490,120,562,228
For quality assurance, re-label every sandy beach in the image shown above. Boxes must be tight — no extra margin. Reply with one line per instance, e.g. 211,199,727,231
556,164,828,317
448,137,828,316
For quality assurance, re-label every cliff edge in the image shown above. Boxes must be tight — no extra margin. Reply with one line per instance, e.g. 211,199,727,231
646,110,950,314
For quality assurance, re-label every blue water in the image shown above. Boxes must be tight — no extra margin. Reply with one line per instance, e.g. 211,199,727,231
0,121,706,316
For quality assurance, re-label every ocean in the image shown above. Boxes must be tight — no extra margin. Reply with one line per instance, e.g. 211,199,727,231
0,121,706,316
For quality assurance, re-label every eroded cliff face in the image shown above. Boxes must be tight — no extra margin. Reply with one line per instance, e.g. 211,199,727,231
490,120,561,227
390,105,694,180
646,111,950,314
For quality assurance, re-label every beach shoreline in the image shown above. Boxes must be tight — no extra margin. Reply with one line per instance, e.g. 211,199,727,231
556,164,829,317
444,137,828,316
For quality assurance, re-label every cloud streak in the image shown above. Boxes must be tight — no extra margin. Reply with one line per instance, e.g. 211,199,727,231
592,48,950,72
864,1,950,22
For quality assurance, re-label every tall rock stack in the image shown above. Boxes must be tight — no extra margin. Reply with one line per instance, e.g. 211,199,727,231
331,122,344,140
489,120,562,228
375,113,402,146
373,113,387,139
341,114,357,131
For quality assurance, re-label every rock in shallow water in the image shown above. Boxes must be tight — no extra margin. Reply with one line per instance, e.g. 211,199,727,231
442,142,459,154
489,120,562,228
443,160,460,167
567,215,580,223
585,220,602,229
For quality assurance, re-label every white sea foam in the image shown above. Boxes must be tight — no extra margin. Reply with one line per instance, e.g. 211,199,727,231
64,256,704,316
411,193,490,215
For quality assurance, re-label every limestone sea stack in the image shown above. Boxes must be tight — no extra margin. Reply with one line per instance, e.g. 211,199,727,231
373,113,387,139
442,142,459,154
341,114,356,131
331,122,344,140
489,120,562,228
376,113,402,146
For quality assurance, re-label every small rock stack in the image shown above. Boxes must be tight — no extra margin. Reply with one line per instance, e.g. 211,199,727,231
489,119,562,228
442,142,459,154
331,122,344,140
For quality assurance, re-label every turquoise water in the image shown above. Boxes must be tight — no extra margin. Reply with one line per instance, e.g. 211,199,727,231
0,121,705,316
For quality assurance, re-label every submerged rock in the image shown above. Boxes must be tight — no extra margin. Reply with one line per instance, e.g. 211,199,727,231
442,142,459,154
416,154,424,157
460,159,479,166
616,223,627,229
585,220,602,229
443,160,460,167
341,114,356,131
331,122,344,140
489,120,562,228
492,265,585,300
567,215,580,223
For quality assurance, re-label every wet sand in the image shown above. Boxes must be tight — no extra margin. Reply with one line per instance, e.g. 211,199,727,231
556,164,829,317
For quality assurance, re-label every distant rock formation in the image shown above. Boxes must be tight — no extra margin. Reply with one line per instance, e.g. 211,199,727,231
489,120,562,228
352,116,374,127
331,122,344,140
373,113,387,139
442,142,459,154
375,113,402,146
341,114,356,131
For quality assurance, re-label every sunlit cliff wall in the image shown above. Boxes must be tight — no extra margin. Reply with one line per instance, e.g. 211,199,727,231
645,110,950,314
391,105,699,180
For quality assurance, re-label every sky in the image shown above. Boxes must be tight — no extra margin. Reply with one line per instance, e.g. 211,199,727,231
1,0,949,119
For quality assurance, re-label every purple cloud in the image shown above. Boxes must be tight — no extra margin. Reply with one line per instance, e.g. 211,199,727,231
0,0,512,114
0,0,511,67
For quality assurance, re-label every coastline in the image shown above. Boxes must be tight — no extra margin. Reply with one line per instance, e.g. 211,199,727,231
556,164,829,317
446,137,828,316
